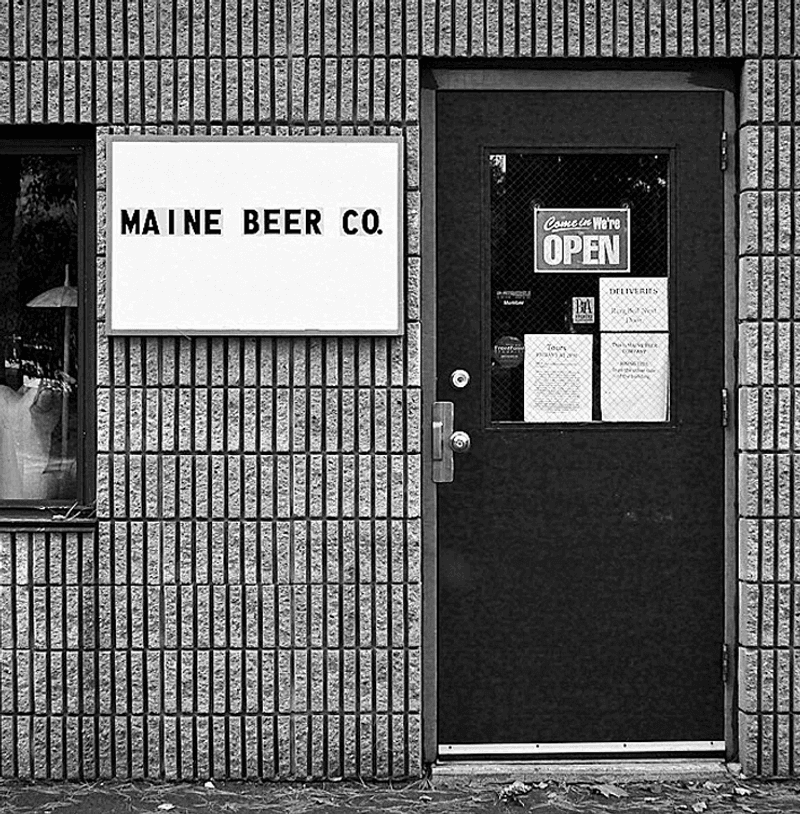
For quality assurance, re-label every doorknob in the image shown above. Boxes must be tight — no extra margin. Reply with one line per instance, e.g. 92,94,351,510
432,403,471,482
450,431,471,453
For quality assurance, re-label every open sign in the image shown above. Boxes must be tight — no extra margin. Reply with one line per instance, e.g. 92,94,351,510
534,208,630,273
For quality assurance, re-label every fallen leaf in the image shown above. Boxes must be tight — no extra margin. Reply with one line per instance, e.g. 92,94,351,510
498,781,532,805
734,786,754,796
590,784,629,799
691,802,708,813
702,780,723,791
157,805,176,812
204,780,215,790
536,781,548,789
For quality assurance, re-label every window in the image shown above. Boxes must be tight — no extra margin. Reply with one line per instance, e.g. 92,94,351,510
489,151,672,425
0,134,93,506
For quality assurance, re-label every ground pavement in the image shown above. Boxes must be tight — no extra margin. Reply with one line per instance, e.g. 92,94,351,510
2,773,800,813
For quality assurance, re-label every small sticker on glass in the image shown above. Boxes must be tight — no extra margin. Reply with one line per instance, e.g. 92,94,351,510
496,290,531,306
493,336,525,368
572,297,596,324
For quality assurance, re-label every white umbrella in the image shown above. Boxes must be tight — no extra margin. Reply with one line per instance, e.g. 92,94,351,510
27,264,76,462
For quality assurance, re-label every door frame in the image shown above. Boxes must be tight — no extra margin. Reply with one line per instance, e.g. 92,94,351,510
420,63,739,766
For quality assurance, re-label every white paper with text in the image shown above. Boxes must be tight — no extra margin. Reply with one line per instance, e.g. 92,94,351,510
524,334,594,423
601,333,669,422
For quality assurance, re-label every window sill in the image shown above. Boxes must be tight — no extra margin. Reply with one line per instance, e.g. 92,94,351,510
0,504,97,529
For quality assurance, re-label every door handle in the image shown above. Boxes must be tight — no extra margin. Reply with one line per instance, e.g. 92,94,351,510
432,401,454,483
432,419,445,461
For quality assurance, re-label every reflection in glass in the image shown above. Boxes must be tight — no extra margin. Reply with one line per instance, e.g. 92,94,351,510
0,154,78,500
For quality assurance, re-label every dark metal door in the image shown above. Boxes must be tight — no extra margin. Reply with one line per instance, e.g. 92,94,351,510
436,91,725,747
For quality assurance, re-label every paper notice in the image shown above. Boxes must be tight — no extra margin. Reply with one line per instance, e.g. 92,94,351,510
524,334,593,423
601,333,669,422
599,277,668,332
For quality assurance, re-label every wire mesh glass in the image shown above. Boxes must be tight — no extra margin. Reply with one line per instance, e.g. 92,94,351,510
489,152,670,424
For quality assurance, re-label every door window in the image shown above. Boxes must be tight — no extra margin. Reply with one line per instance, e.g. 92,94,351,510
489,152,671,424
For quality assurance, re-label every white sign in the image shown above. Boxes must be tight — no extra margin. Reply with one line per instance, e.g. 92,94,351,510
601,333,669,422
599,277,668,332
524,334,593,423
107,137,403,334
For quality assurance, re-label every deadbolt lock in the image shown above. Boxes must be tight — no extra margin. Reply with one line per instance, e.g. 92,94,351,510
449,431,471,453
450,369,470,389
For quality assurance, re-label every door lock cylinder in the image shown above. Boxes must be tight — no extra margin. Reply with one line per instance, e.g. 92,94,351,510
450,431,471,453
450,369,470,389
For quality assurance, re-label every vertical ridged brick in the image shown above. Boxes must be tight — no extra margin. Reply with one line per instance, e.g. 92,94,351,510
735,49,800,775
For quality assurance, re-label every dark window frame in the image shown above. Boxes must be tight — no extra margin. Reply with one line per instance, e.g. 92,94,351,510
0,129,96,518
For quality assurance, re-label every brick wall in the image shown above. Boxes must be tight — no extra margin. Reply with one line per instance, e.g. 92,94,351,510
0,0,797,779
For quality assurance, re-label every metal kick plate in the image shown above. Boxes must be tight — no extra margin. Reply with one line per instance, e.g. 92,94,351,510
432,401,454,483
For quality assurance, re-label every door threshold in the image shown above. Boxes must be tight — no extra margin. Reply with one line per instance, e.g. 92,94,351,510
434,743,729,781
432,757,731,782
440,741,725,757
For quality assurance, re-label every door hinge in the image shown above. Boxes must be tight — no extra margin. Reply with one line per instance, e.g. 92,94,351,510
721,388,730,427
720,131,729,172
721,643,731,683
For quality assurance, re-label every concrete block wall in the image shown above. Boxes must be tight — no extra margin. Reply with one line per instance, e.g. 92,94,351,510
737,57,800,776
91,335,422,780
0,0,797,779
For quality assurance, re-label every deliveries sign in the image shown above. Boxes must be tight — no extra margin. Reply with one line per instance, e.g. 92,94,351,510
534,208,630,273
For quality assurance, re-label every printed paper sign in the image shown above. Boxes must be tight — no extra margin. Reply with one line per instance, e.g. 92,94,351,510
600,278,668,332
534,208,630,273
601,333,669,422
524,334,593,423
